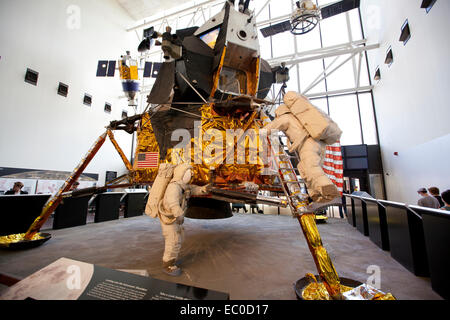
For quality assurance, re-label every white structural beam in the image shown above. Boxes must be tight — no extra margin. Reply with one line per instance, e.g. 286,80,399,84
301,55,340,95
257,14,290,27
268,43,380,67
302,53,359,95
126,0,379,109
126,0,223,32
305,86,374,99
267,39,367,65
255,0,272,19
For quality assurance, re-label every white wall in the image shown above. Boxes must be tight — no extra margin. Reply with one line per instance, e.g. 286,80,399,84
360,0,450,205
0,0,139,186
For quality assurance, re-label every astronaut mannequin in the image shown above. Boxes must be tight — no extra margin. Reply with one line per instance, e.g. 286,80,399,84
264,91,342,212
157,163,209,276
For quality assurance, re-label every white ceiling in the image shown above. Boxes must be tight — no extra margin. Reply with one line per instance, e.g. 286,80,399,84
116,0,192,21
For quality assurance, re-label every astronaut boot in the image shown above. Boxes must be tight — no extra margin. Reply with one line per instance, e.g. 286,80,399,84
318,182,341,200
162,259,182,277
306,197,342,213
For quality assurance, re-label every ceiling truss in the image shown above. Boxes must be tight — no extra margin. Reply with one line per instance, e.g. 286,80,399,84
125,0,379,104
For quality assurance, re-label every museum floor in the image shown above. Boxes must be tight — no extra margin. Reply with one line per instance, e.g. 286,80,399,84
0,213,443,300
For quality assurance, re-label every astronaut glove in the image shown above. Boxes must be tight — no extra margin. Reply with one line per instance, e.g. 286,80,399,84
201,184,211,194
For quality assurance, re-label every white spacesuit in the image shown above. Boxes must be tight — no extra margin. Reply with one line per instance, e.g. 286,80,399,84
265,91,342,208
156,163,208,276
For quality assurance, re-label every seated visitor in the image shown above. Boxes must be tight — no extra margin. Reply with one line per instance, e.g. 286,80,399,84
5,182,28,195
440,189,450,211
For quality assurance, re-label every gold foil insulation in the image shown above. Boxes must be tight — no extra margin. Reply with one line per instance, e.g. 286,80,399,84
302,274,353,300
119,60,139,81
298,214,342,299
133,105,275,186
372,293,396,300
0,233,44,246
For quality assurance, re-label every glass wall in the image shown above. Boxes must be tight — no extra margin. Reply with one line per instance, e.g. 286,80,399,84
258,0,379,146
136,0,379,146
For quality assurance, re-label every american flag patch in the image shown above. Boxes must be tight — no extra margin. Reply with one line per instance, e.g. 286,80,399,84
136,152,159,168
323,142,344,195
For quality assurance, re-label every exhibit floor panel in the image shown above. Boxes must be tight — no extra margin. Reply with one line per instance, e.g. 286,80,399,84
0,214,442,300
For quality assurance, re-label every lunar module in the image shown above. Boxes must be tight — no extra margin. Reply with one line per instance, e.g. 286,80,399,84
0,0,394,300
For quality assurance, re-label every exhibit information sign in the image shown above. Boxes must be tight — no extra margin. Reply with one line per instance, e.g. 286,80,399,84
0,258,229,300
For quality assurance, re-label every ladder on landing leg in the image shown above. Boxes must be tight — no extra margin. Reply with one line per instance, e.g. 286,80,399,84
267,136,309,217
267,136,343,300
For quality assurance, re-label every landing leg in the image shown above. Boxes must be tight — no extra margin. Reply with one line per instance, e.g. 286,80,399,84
297,213,343,300
24,131,109,240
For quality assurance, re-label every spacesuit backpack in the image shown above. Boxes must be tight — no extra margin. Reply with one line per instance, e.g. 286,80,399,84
285,92,342,145
145,163,176,218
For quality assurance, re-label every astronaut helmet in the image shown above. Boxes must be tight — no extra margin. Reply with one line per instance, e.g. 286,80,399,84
173,163,194,185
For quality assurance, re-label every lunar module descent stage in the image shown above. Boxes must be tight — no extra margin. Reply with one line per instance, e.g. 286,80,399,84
0,0,395,300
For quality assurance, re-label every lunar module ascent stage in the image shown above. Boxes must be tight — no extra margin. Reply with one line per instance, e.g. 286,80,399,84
0,0,395,300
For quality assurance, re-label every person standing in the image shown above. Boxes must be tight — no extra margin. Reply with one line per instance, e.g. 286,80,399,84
5,182,28,195
417,188,440,209
428,187,445,208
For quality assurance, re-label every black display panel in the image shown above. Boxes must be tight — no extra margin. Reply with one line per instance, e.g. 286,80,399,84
58,82,69,97
399,19,411,45
53,196,90,230
94,193,123,223
412,205,450,299
25,68,39,86
0,195,51,236
380,201,429,277
343,145,368,158
83,94,92,106
345,157,369,170
363,198,390,251
421,0,437,13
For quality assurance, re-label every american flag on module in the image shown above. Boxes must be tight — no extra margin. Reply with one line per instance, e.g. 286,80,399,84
323,143,344,195
136,152,159,168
